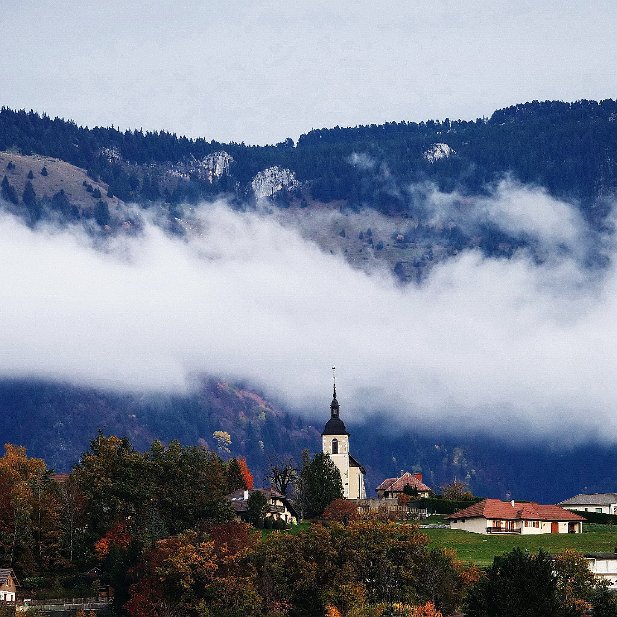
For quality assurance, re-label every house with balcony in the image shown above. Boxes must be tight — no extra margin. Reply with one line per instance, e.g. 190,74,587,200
558,493,617,515
448,498,584,535
227,488,298,525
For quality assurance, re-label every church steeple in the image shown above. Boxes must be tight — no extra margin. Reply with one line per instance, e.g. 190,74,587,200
322,367,348,436
331,368,340,418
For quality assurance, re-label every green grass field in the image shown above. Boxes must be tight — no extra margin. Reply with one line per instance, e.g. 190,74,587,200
424,525,617,567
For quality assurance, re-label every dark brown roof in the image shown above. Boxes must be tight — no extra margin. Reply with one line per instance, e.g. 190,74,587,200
226,488,297,517
349,454,366,474
376,472,430,493
448,498,586,522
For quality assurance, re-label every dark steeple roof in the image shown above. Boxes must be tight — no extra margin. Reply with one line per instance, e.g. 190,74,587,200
322,383,349,436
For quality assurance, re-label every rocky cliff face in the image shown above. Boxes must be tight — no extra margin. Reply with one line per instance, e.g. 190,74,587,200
251,166,299,199
195,151,234,183
423,143,455,163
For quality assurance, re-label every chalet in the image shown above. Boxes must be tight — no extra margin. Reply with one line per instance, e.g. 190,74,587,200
558,493,617,515
448,498,584,535
584,553,617,587
0,569,18,603
376,472,431,499
227,488,298,525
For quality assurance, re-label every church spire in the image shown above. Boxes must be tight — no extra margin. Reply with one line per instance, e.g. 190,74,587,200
330,366,339,418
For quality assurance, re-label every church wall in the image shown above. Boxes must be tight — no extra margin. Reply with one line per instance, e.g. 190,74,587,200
348,465,366,499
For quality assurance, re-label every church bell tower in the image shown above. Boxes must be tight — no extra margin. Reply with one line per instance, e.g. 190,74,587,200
321,369,366,500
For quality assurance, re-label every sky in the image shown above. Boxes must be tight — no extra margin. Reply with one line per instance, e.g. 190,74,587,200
2,1,617,143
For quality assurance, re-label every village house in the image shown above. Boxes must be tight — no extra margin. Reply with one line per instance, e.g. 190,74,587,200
448,498,584,535
0,569,17,603
227,488,298,525
376,472,432,499
558,493,617,515
584,553,617,588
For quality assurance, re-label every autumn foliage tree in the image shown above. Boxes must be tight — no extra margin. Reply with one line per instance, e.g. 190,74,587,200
0,444,63,574
323,498,360,523
126,523,262,617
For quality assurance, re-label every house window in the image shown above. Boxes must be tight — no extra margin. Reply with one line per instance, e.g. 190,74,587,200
332,438,338,454
596,508,602,513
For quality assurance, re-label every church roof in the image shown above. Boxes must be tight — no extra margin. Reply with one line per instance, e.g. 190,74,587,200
322,416,348,435
349,453,366,474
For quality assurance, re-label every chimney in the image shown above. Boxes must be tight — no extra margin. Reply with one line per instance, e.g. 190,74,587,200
244,489,249,501
414,473,423,482
511,500,515,507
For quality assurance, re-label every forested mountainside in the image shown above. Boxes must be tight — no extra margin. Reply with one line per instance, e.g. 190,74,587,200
2,378,617,504
2,99,617,213
2,100,617,502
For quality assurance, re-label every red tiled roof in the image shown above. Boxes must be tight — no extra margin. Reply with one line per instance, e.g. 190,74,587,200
376,472,431,493
447,498,585,521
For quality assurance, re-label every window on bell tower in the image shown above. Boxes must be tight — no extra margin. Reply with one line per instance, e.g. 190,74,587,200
332,438,338,454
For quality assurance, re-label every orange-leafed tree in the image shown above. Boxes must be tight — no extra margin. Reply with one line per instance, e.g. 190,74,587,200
238,457,254,490
0,444,62,573
410,601,443,617
126,524,262,617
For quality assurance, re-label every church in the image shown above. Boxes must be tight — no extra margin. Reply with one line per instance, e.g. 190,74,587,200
321,382,366,500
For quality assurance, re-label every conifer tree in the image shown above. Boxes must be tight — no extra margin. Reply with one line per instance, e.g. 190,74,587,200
1,175,18,204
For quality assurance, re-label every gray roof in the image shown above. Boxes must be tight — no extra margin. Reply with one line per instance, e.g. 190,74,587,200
585,553,617,560
559,493,617,506
0,569,16,586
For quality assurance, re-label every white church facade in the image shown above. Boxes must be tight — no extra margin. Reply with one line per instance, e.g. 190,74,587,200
322,383,366,500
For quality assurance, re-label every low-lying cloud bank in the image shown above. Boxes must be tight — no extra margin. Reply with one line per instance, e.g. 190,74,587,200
2,187,617,442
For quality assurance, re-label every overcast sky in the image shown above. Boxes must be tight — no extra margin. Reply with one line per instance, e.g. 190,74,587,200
3,0,617,144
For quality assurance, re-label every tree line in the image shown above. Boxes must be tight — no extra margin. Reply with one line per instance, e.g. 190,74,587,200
2,100,617,216
1,435,617,616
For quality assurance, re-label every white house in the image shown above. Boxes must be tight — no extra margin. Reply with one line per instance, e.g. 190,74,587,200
585,553,617,587
0,569,17,603
227,488,298,525
321,383,366,500
558,493,617,515
448,498,584,535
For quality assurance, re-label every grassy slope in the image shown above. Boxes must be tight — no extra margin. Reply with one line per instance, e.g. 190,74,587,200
424,525,617,567
0,151,125,211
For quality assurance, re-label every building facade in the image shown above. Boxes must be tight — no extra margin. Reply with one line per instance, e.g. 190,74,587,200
448,499,584,535
559,493,617,515
321,384,366,500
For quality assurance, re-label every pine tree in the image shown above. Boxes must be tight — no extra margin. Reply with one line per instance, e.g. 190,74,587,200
298,451,343,518
1,175,18,204
22,181,42,225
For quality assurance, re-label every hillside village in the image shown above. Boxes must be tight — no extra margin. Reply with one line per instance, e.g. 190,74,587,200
0,381,615,616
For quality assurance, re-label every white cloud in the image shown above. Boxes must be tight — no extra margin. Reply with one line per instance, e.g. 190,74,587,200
1,191,617,443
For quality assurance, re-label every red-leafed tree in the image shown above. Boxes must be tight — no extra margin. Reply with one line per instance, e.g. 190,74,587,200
238,457,254,490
